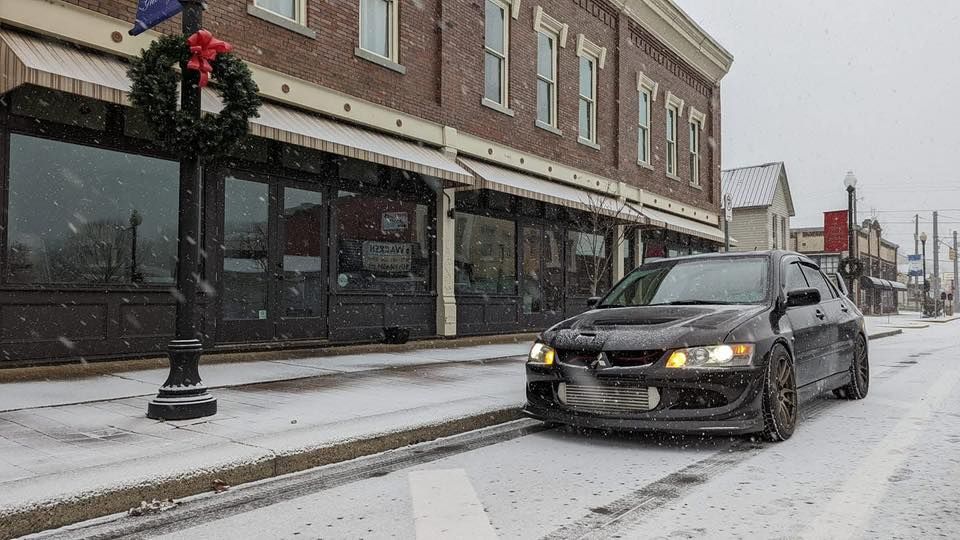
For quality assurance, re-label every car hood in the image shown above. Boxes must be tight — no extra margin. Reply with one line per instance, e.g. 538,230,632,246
541,304,767,352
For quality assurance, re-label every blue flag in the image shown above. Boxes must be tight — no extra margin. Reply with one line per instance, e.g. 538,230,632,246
129,0,183,36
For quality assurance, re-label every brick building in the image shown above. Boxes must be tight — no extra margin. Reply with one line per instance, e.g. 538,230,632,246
791,219,903,314
0,0,732,363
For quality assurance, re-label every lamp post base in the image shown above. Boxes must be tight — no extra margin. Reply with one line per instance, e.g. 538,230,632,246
146,339,217,420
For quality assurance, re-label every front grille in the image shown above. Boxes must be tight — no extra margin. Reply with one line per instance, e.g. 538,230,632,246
560,350,663,368
557,383,661,414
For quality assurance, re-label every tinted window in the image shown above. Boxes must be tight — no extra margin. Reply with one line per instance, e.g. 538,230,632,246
454,213,517,295
801,264,835,300
601,257,769,306
783,261,808,291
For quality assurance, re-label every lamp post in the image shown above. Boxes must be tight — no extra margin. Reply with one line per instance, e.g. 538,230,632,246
844,171,858,299
920,231,928,317
129,209,142,283
146,0,217,420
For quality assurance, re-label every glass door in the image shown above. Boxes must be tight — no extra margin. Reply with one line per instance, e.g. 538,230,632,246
219,174,328,342
520,224,566,329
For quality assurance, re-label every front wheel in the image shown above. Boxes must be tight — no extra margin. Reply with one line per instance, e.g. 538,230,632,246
833,336,869,400
761,345,798,442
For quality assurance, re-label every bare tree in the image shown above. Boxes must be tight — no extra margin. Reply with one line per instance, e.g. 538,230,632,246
576,195,643,296
52,219,131,283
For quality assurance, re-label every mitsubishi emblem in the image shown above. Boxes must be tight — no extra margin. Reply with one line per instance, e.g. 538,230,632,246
589,352,610,370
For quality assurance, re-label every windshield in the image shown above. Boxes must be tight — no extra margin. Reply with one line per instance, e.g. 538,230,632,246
600,257,769,307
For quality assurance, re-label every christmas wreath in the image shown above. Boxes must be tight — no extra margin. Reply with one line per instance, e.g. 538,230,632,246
127,31,261,157
838,256,864,279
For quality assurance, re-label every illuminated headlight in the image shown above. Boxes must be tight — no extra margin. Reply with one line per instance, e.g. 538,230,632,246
528,342,556,366
665,344,754,368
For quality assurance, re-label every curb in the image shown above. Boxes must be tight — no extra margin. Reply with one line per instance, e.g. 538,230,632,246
0,407,523,539
867,329,903,341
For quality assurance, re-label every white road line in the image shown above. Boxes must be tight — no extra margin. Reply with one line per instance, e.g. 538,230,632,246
409,468,498,540
801,366,960,540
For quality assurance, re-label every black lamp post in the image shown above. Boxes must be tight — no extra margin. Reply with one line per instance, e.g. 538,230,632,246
920,231,928,317
129,209,142,283
147,0,217,420
844,171,858,298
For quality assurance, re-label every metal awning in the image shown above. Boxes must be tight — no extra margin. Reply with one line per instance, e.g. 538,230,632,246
458,158,643,222
890,280,908,291
0,29,474,186
860,276,894,290
634,204,726,244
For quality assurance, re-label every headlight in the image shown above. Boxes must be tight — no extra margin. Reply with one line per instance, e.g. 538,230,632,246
665,344,754,368
528,342,556,366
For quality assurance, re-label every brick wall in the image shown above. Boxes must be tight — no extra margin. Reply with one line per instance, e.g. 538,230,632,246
66,0,721,212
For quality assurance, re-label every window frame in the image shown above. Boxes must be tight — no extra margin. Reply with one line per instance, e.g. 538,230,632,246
664,91,685,179
483,0,514,111
575,34,606,147
358,0,400,64
533,6,568,132
253,0,307,25
637,72,658,167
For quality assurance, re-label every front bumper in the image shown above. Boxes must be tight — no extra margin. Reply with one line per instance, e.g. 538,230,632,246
523,361,767,435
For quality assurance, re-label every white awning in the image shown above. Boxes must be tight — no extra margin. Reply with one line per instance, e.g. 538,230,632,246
458,158,643,222
636,205,726,244
0,29,473,186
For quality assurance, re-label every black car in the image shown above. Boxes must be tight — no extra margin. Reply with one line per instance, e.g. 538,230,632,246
523,251,868,441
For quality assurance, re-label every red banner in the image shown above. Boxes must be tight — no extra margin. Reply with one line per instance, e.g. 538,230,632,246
823,210,848,252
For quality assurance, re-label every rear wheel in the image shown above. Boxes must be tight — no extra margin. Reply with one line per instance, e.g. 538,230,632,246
761,345,797,442
834,336,869,400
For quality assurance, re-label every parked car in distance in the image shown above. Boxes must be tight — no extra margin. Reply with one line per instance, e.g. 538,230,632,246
523,251,868,441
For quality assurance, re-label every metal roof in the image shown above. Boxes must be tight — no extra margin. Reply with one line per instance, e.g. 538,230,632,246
721,162,795,215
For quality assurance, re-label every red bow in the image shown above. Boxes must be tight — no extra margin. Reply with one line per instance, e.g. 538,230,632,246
186,29,232,87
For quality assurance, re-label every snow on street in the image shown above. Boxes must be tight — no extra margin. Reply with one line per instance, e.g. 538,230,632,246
34,322,960,540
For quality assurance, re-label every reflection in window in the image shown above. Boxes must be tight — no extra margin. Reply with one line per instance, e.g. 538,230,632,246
567,230,609,296
335,191,430,292
5,134,178,285
521,226,542,313
222,178,269,320
281,188,324,318
454,213,516,294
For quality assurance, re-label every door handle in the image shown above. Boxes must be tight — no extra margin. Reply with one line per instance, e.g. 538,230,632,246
815,310,826,320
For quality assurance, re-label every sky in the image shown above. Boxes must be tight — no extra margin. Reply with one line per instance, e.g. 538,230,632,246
675,0,960,267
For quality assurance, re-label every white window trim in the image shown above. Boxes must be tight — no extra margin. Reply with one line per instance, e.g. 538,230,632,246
665,90,685,118
688,117,701,187
484,0,511,110
666,104,679,178
637,71,659,102
688,106,706,129
533,6,568,48
358,0,400,64
253,0,306,25
576,35,601,147
575,34,606,69
638,86,652,166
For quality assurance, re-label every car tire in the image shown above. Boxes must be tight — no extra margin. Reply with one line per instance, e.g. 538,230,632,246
833,335,869,400
761,345,798,442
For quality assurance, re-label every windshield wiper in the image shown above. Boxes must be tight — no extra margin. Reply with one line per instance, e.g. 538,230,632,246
647,300,739,306
596,303,625,309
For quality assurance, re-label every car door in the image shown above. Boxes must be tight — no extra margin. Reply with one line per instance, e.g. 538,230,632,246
782,259,831,386
798,263,843,381
824,271,860,376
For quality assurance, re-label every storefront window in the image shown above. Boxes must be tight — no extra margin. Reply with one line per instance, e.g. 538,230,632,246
567,230,610,296
5,134,178,285
335,191,430,292
454,213,517,294
222,178,269,320
623,230,635,274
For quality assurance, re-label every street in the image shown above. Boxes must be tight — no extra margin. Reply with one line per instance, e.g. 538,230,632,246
35,321,960,540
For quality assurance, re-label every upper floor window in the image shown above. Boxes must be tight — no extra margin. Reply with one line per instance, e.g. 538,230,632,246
665,91,685,178
688,107,705,186
360,0,398,62
534,7,568,131
255,0,305,23
637,73,658,166
484,0,510,108
576,34,605,147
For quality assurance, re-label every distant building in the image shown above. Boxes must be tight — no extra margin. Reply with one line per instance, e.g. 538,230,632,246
791,218,903,314
721,162,796,251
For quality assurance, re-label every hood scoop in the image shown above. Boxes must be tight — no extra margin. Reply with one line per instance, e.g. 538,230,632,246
590,317,677,327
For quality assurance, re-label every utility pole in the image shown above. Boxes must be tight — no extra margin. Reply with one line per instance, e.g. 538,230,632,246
954,230,958,314
915,214,920,311
933,211,940,314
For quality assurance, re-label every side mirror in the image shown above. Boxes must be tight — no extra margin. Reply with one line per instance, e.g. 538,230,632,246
786,287,821,308
586,297,601,307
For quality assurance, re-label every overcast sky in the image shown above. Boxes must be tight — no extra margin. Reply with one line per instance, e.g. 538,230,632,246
676,0,960,265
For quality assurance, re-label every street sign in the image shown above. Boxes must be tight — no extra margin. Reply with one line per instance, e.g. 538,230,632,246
908,254,922,277
129,0,183,36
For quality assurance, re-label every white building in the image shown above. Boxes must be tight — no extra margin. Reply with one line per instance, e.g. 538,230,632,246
721,162,796,252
